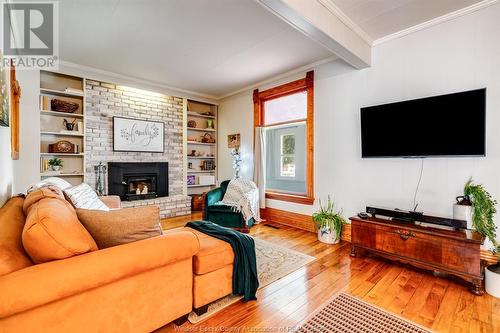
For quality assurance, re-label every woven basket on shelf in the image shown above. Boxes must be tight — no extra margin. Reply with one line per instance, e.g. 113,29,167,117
51,99,79,113
201,133,216,143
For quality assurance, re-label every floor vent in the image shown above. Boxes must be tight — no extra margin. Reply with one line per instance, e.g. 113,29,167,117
264,224,280,229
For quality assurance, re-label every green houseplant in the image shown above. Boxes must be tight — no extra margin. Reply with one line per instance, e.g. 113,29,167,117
48,158,63,171
462,179,500,297
312,196,347,244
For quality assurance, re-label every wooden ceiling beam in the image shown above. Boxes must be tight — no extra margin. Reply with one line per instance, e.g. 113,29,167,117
255,0,372,69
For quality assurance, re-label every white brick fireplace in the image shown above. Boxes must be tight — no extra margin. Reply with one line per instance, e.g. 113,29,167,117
84,80,190,217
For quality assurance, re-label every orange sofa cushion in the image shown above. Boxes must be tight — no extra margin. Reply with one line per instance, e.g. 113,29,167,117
167,227,234,275
76,206,162,248
0,197,33,276
193,264,233,308
22,188,97,264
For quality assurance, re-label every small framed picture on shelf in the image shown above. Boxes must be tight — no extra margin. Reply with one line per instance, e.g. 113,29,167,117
187,175,196,186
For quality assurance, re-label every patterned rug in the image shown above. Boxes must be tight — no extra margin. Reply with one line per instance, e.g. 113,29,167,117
297,293,431,333
188,237,316,324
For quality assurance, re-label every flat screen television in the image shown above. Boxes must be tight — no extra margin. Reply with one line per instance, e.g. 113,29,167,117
360,88,486,158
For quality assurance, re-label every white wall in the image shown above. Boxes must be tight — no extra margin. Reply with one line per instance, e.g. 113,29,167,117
218,4,500,244
218,90,255,181
0,70,39,199
0,126,13,206
12,70,40,194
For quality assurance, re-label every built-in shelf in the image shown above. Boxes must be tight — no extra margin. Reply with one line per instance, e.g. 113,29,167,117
40,152,84,157
40,87,84,98
187,127,216,132
187,141,216,146
186,99,218,195
187,156,216,159
187,111,216,119
41,131,84,137
41,173,84,177
39,71,86,186
40,110,84,118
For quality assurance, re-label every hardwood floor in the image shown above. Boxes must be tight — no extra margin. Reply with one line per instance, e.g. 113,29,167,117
157,213,500,333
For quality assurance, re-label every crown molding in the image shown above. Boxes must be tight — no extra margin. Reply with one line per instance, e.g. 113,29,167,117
316,0,373,46
373,0,499,46
218,55,337,100
57,61,219,103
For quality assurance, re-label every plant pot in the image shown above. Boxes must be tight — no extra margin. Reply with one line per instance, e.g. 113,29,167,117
485,264,500,298
453,203,473,229
51,166,61,171
318,227,340,244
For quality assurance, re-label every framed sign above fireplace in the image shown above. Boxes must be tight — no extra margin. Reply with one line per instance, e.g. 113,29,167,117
113,117,165,152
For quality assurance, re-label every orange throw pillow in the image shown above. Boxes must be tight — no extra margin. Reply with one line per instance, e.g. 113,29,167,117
22,188,98,264
23,185,64,215
77,206,162,249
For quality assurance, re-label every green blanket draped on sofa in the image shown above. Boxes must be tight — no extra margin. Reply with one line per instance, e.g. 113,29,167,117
186,221,259,301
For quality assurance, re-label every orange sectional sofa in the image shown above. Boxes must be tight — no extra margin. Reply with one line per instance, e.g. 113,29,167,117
0,192,234,332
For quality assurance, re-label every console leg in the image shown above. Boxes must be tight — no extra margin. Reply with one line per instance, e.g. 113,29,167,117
471,279,484,296
350,245,357,257
194,304,209,316
173,314,189,326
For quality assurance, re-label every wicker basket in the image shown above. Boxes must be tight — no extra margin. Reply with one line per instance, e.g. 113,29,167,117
201,133,216,143
51,99,79,113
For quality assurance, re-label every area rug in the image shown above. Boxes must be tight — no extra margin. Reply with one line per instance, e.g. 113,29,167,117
297,293,431,333
188,237,316,324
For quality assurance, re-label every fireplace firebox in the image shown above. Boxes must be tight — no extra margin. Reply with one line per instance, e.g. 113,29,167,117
108,162,168,201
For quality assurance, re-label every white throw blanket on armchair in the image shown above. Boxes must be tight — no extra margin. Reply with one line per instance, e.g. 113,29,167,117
218,179,261,225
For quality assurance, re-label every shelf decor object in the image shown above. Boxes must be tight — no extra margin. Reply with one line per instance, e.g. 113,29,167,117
49,140,78,154
201,133,216,143
187,175,196,186
51,99,79,113
113,117,165,153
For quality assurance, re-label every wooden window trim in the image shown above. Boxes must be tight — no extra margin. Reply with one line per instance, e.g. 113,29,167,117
254,71,314,205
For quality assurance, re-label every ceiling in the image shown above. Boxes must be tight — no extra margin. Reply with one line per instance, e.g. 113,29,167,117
331,0,483,41
59,0,331,98
59,0,486,98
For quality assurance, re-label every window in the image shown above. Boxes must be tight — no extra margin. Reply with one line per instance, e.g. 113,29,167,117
281,134,295,177
254,71,314,205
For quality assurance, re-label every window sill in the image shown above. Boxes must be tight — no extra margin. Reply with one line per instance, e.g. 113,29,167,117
265,191,314,205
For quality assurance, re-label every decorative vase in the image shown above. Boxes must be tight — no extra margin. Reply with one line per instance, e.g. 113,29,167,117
51,165,61,171
206,119,214,129
318,225,340,244
485,264,500,298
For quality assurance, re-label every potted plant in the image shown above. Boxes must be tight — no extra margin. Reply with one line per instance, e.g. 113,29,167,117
462,179,500,297
312,196,347,244
48,158,63,172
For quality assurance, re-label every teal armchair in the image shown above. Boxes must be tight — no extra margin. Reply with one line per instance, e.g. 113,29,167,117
204,180,255,232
